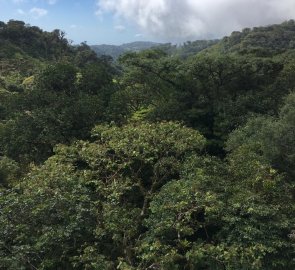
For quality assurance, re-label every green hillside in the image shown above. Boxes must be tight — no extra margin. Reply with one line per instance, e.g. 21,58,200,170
91,41,160,60
91,40,219,60
210,19,295,56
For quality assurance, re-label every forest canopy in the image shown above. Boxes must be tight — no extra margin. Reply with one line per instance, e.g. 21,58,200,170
0,20,294,270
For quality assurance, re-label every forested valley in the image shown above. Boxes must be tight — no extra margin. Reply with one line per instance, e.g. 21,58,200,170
0,19,295,269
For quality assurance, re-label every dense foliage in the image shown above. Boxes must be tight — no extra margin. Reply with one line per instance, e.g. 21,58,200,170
0,20,294,269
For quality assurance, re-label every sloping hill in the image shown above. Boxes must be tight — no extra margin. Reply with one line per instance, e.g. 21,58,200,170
211,20,295,56
91,41,160,59
0,20,100,92
91,40,219,59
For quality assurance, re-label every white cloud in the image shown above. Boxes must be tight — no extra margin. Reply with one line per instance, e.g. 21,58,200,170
96,0,295,41
114,24,126,32
95,8,104,20
47,0,57,5
11,0,57,5
12,0,26,4
69,24,83,31
17,8,25,14
135,33,143,38
30,7,48,19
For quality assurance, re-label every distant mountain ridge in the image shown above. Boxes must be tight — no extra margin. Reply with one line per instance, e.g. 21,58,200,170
90,41,161,60
90,40,221,60
91,20,295,60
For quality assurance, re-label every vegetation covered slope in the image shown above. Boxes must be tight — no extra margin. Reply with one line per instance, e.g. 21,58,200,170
0,20,294,270
210,19,295,56
91,40,219,60
91,41,160,60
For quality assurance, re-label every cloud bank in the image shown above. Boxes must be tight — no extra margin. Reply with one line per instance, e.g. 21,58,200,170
114,24,126,32
97,0,295,41
30,7,48,19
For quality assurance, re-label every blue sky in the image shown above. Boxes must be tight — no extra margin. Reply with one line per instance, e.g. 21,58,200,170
1,0,295,45
0,0,148,45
